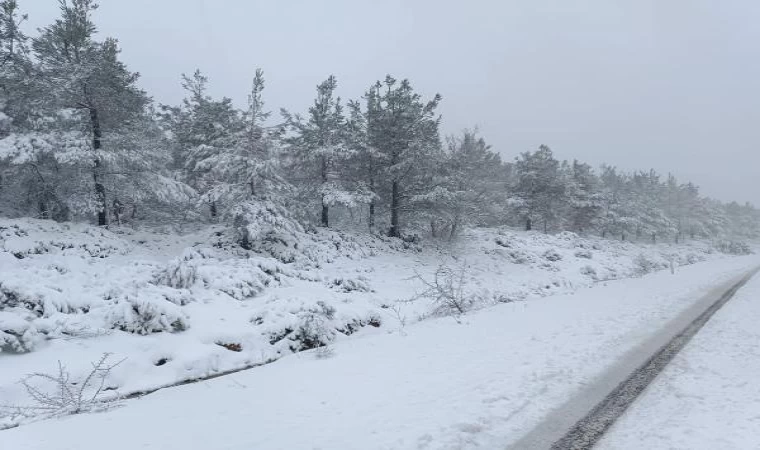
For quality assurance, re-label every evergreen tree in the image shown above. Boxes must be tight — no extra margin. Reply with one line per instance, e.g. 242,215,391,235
283,75,364,227
417,129,504,239
367,76,441,237
160,70,242,217
512,145,566,232
32,0,149,225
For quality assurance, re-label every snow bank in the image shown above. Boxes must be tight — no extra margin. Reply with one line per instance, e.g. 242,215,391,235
1,254,757,448
0,218,751,428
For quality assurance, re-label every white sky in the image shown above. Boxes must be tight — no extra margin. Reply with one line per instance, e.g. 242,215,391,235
22,0,760,205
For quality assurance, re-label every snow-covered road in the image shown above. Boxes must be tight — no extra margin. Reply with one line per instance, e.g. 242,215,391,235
2,256,758,450
598,264,760,449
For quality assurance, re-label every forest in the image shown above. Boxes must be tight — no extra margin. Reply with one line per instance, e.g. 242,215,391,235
0,0,757,246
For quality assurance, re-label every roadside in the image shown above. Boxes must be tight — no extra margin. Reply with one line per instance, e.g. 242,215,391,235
598,266,760,449
2,255,758,450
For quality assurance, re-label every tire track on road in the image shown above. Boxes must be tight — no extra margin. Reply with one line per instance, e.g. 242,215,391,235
509,267,760,450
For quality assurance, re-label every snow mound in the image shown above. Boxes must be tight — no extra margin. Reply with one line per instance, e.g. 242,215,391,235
0,218,750,428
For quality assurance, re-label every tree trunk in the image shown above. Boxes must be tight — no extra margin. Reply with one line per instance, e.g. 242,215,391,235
543,219,548,234
38,200,49,220
652,232,656,244
389,180,400,237
321,201,329,227
368,159,375,233
449,219,459,241
368,200,375,233
526,217,532,231
90,108,107,227
210,201,217,218
320,156,329,227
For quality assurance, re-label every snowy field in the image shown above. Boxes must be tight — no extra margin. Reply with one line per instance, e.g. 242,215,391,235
1,247,757,449
598,268,760,450
0,217,757,445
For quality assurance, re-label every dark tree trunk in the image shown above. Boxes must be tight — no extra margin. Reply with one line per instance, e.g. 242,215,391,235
543,219,548,234
368,159,375,233
210,201,217,218
389,180,400,237
526,217,532,231
449,219,459,241
321,201,329,227
652,232,657,244
90,108,107,227
320,156,329,227
368,200,375,233
38,200,49,220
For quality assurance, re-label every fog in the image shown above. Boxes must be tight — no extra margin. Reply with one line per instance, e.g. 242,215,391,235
23,0,760,205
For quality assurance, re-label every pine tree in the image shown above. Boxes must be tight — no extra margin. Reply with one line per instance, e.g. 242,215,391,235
283,76,345,227
160,70,242,218
418,129,505,239
32,0,149,225
367,76,441,237
512,145,566,232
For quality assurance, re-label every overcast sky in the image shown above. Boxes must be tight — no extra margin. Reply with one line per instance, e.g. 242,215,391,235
22,0,760,205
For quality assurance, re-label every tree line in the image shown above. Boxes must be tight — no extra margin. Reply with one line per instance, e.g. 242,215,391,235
0,0,757,243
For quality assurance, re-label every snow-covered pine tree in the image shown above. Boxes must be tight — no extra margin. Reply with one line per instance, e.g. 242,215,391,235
283,75,369,227
512,145,566,233
564,160,602,234
160,70,243,218
366,76,441,237
417,129,505,239
32,0,150,226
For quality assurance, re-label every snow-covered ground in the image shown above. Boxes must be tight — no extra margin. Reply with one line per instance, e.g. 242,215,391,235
598,268,760,450
1,241,757,448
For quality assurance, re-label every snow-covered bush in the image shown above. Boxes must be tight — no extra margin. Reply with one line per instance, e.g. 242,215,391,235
714,240,752,255
543,249,562,262
580,265,598,280
0,312,40,353
0,219,129,259
230,200,303,251
633,254,661,276
290,303,337,352
574,249,593,259
155,248,284,301
0,281,92,352
329,276,373,293
154,249,204,289
108,295,188,335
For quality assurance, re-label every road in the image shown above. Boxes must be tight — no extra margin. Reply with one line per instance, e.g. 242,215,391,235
509,267,759,450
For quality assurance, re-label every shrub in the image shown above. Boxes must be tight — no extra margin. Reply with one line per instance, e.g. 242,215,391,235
714,240,752,255
633,253,660,276
108,295,188,335
329,276,372,293
1,353,123,418
543,249,563,262
412,265,475,316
